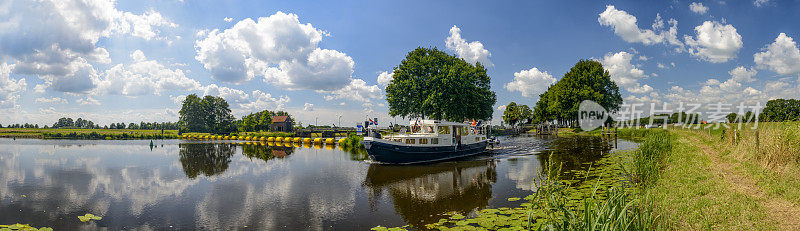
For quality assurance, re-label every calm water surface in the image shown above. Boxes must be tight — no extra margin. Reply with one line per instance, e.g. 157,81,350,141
0,135,635,230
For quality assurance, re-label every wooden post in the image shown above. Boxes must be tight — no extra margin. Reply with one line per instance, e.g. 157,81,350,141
755,129,760,154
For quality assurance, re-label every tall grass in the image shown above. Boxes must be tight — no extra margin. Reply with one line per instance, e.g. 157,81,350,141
630,131,672,187
530,158,661,231
693,122,800,205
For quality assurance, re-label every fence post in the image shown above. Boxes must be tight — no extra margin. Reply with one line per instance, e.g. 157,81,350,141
755,129,760,154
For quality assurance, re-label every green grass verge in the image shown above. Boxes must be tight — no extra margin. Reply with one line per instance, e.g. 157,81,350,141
644,133,775,230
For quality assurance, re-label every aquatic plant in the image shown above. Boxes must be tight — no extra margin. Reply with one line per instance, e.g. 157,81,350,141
78,213,102,222
0,224,53,231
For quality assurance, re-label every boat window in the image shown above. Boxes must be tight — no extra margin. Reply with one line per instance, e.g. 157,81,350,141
405,139,415,144
424,126,435,133
431,138,439,144
419,138,428,144
437,126,450,134
475,137,480,142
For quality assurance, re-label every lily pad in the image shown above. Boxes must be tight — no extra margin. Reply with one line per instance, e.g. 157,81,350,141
507,197,521,201
78,213,102,222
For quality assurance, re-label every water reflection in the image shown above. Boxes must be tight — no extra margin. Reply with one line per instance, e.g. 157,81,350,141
536,135,619,178
364,160,497,228
0,136,635,230
241,143,295,162
179,143,236,178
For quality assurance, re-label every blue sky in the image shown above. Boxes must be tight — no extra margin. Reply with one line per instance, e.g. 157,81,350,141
1,0,799,126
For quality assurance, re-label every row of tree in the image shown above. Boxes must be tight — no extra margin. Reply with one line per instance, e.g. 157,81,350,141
0,117,179,130
2,123,40,128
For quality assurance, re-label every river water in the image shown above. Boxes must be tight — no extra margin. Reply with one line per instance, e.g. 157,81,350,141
0,135,636,230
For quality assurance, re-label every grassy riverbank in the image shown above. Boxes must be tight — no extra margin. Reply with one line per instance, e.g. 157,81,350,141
651,122,800,230
0,128,180,139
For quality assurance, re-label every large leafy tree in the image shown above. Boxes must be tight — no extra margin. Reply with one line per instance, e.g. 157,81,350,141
532,60,622,126
761,99,800,122
385,47,496,122
179,94,236,133
502,102,533,127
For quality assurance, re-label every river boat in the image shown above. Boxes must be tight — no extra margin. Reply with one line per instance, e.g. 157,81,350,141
361,120,489,164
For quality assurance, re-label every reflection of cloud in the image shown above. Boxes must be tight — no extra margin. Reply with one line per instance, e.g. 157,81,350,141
0,139,368,230
505,157,542,191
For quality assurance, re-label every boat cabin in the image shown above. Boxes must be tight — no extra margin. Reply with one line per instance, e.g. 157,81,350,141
380,120,488,147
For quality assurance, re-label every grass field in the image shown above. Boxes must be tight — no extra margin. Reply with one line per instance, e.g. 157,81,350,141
0,128,180,139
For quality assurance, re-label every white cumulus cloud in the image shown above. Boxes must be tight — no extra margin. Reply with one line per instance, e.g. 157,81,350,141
322,79,382,103
728,66,758,83
505,67,556,97
684,21,743,63
377,71,394,87
598,5,683,49
601,51,652,93
445,25,492,66
94,50,201,96
0,64,27,108
754,33,800,77
194,11,356,91
689,2,709,14
0,0,176,93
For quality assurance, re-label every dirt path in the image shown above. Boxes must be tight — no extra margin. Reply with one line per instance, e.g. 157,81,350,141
684,134,800,230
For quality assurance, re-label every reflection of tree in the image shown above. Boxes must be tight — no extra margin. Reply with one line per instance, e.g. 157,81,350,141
241,144,294,163
537,135,614,178
363,160,497,229
340,146,369,161
179,143,236,178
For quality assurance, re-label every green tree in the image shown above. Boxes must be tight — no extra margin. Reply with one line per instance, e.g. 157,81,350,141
502,102,519,126
385,47,496,122
179,94,207,132
238,110,274,132
532,60,622,127
761,99,800,122
179,94,236,134
726,112,739,123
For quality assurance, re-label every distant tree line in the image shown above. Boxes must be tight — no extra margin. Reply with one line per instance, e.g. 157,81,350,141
2,123,40,128
1,117,179,130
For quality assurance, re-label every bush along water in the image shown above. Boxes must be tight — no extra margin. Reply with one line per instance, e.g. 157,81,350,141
340,133,364,148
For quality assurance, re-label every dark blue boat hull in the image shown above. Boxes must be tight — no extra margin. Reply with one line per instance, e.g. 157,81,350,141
361,140,488,164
